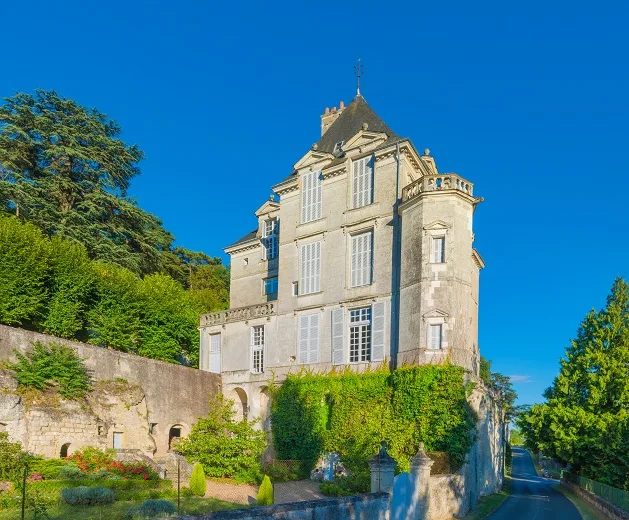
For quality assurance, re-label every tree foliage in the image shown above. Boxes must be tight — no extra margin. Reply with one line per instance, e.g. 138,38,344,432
270,364,477,485
0,89,229,292
189,463,206,496
257,475,274,505
478,356,517,420
177,394,267,483
0,432,28,482
7,342,92,399
517,278,629,490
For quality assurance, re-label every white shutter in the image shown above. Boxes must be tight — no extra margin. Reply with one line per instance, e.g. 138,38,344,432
372,302,386,362
429,324,442,350
313,241,321,293
352,157,374,208
433,237,444,263
314,172,322,220
199,330,208,371
331,308,345,365
209,334,221,373
301,171,322,223
309,314,320,363
300,241,321,295
365,156,373,206
351,232,372,287
298,315,309,363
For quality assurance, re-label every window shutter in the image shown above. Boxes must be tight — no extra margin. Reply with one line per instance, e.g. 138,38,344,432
309,314,320,363
331,308,345,365
365,157,374,205
209,334,221,374
352,157,374,208
372,301,386,361
199,330,208,371
351,236,359,287
313,241,321,292
351,232,372,287
298,315,309,363
314,172,322,220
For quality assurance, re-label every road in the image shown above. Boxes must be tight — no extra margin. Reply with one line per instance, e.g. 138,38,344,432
486,447,582,520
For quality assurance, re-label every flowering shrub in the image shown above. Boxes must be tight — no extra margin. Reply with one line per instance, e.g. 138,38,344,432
26,473,44,482
67,447,158,481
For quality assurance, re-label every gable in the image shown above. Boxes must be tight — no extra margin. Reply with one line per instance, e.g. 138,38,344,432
343,130,388,153
293,149,334,172
422,309,449,319
423,220,451,231
254,199,280,217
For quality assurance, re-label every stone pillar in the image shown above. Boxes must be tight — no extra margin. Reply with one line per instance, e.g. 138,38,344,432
410,443,434,520
368,441,397,494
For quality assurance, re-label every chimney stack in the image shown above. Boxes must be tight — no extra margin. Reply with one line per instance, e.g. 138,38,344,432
320,100,346,136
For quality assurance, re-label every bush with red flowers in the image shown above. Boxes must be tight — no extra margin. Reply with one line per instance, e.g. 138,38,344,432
67,447,159,481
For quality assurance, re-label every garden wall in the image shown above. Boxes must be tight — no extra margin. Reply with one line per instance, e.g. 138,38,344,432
0,324,220,459
170,493,391,520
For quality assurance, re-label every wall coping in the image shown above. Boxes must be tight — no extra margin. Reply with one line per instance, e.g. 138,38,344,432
168,493,391,519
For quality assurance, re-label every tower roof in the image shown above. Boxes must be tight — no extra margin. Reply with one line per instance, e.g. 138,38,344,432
316,95,400,153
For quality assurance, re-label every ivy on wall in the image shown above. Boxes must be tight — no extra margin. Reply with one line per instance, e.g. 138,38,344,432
270,364,477,479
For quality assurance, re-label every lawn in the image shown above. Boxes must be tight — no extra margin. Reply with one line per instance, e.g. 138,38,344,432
0,496,240,520
552,484,608,520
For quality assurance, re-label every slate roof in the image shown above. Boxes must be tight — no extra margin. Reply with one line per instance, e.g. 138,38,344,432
316,95,400,153
225,229,258,250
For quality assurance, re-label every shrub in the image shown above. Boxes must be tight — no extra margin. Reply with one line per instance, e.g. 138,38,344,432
7,342,92,399
189,463,206,496
256,475,273,506
178,394,267,483
61,486,115,505
29,458,72,480
180,486,194,497
0,432,27,482
125,499,177,519
67,447,159,480
58,465,83,479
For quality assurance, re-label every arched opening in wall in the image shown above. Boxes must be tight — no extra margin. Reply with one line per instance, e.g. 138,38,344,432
169,425,183,451
259,387,270,431
60,443,71,458
233,388,248,422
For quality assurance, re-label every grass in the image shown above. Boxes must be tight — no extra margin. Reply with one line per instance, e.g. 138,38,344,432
552,484,608,520
459,475,512,520
0,496,240,520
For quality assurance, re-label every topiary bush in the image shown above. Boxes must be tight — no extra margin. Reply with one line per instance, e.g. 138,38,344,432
125,499,177,519
61,486,115,505
256,475,273,506
189,462,206,496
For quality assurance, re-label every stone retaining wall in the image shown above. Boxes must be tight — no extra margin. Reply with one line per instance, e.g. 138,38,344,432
0,324,220,458
165,493,391,520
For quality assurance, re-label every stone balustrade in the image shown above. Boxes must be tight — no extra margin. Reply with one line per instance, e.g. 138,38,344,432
402,174,474,202
200,301,277,327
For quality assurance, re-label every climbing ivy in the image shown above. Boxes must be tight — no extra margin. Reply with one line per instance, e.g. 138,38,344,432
270,364,477,481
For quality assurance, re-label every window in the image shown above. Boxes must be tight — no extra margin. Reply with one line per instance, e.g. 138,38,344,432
209,334,221,374
262,218,279,260
264,277,278,296
349,307,371,362
352,156,374,208
298,314,320,364
251,325,265,373
428,324,443,350
301,170,322,223
300,241,321,295
292,281,299,296
350,231,373,287
432,237,445,263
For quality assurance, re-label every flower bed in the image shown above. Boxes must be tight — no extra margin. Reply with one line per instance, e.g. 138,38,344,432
67,447,159,480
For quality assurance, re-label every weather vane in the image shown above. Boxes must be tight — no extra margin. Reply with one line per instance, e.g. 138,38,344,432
354,58,363,96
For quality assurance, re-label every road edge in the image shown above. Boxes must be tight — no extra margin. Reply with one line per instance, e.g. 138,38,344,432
551,484,609,520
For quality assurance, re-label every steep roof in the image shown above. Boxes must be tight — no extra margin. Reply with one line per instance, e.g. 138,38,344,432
316,95,400,153
225,229,257,250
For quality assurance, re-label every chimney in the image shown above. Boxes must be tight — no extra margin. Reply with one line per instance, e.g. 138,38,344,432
320,100,345,136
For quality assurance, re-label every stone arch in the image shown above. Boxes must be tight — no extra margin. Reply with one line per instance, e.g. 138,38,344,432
232,387,248,421
60,442,71,458
168,424,184,451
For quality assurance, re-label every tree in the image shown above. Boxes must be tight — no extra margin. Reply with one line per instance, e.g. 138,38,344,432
177,394,267,483
189,463,206,496
0,90,174,275
517,278,629,490
189,263,230,312
479,356,491,385
257,475,274,505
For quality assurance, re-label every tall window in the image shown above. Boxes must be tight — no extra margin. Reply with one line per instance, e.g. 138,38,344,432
251,326,265,373
428,324,443,350
298,314,320,364
349,307,371,362
263,277,278,296
352,156,374,208
263,218,279,260
432,237,445,263
350,231,373,287
301,170,322,223
300,241,321,295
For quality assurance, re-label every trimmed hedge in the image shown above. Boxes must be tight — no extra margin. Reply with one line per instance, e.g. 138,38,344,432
270,364,477,485
61,486,115,505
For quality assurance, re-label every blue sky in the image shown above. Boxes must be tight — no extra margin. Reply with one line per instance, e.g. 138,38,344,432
2,0,627,405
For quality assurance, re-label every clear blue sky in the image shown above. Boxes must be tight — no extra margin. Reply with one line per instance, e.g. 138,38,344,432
2,0,627,405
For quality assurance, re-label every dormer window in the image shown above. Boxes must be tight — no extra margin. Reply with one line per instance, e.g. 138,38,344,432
262,218,279,260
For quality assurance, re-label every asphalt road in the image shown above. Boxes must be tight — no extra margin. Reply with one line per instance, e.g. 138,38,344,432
485,447,582,520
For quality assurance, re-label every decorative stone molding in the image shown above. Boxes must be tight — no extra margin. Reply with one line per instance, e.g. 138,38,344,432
200,301,277,327
402,173,474,203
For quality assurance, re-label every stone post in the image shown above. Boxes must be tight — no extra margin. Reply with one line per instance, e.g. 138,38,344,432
368,441,397,494
410,443,434,520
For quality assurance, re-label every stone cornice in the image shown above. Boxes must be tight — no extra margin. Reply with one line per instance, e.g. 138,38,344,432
322,163,347,180
472,248,486,270
273,178,298,196
224,240,261,256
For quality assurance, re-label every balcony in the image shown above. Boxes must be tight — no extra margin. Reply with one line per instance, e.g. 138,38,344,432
402,174,473,203
200,301,277,327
